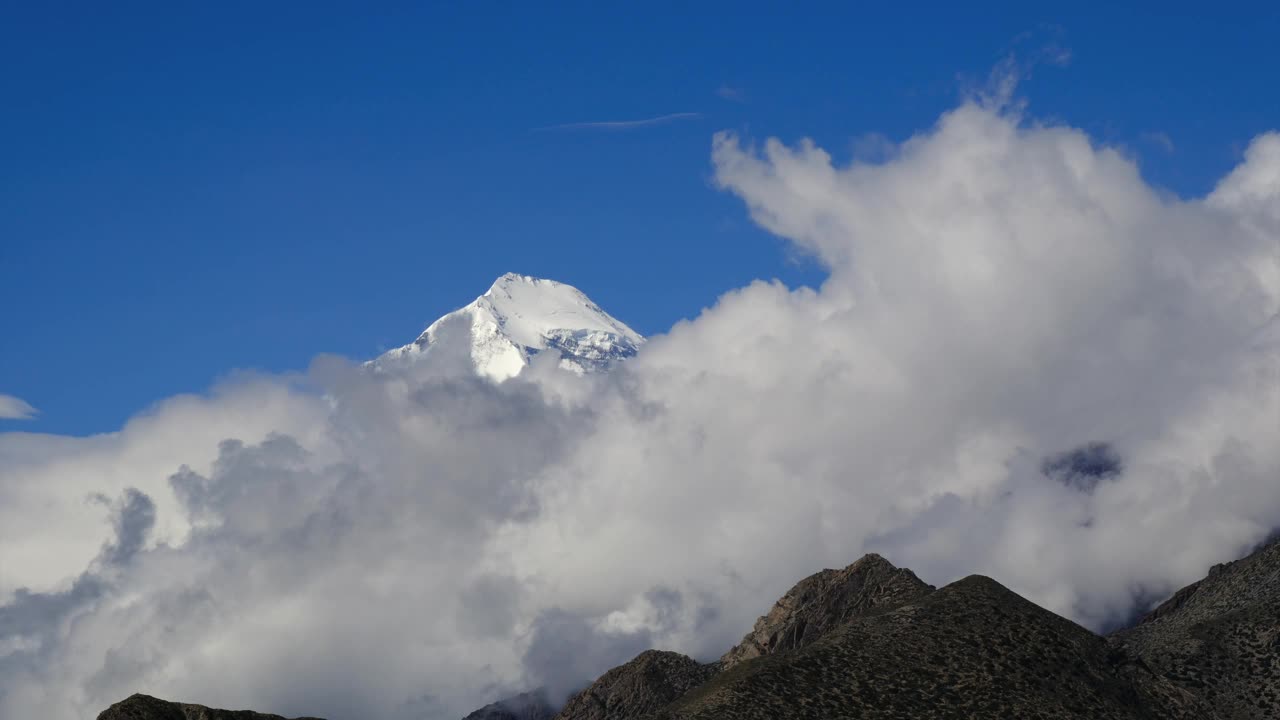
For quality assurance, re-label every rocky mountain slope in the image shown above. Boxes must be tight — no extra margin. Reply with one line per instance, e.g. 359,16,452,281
461,690,556,720
537,555,1215,720
1111,536,1280,719
97,694,323,720
718,553,933,670
96,540,1279,720
645,574,1211,720
480,554,934,720
551,650,718,720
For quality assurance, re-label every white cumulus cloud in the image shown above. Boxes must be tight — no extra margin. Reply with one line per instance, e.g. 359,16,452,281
1,95,1277,720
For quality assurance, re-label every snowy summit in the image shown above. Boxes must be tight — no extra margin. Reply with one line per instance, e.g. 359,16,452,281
375,273,644,379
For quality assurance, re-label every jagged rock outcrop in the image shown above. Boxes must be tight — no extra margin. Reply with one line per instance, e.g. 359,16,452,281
552,650,718,720
1111,536,1280,719
651,575,1214,719
476,554,934,720
96,693,324,720
462,689,556,720
718,552,934,670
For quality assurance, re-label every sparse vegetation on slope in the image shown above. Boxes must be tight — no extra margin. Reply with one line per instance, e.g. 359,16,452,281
1112,537,1280,719
552,650,718,720
718,553,934,670
647,574,1212,720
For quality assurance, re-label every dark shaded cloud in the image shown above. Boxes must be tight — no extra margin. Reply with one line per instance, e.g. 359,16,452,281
0,488,154,700
521,608,654,704
1041,442,1123,493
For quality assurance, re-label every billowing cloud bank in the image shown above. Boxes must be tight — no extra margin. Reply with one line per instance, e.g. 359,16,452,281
2,97,1278,720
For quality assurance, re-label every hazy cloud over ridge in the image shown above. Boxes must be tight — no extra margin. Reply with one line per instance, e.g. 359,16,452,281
1,95,1277,720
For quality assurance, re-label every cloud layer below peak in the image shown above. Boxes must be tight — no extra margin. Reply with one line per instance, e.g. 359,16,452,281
2,99,1278,720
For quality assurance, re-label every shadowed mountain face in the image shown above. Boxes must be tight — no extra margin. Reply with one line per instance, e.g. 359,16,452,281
1111,537,1280,719
718,553,934,670
647,575,1212,720
461,689,556,720
96,694,324,720
551,650,718,720
547,554,934,720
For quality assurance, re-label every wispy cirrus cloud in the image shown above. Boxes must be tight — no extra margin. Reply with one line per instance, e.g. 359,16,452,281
0,394,37,420
1140,131,1176,153
533,112,702,132
716,85,746,103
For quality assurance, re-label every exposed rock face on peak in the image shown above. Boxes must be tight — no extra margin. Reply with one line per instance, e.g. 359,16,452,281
552,650,718,720
461,689,556,720
374,273,643,380
1111,536,1280,719
96,694,324,720
718,552,934,670
653,575,1213,720
545,555,932,720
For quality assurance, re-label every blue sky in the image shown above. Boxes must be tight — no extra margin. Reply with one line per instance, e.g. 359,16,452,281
3,2,1278,435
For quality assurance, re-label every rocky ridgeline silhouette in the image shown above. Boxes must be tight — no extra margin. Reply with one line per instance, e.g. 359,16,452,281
98,538,1280,720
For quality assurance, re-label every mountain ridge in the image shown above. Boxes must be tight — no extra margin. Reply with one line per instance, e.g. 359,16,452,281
1110,535,1280,719
640,573,1213,719
717,552,934,671
97,693,324,720
94,539,1280,720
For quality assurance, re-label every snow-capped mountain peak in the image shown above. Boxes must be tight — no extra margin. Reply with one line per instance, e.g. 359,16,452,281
375,273,644,380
